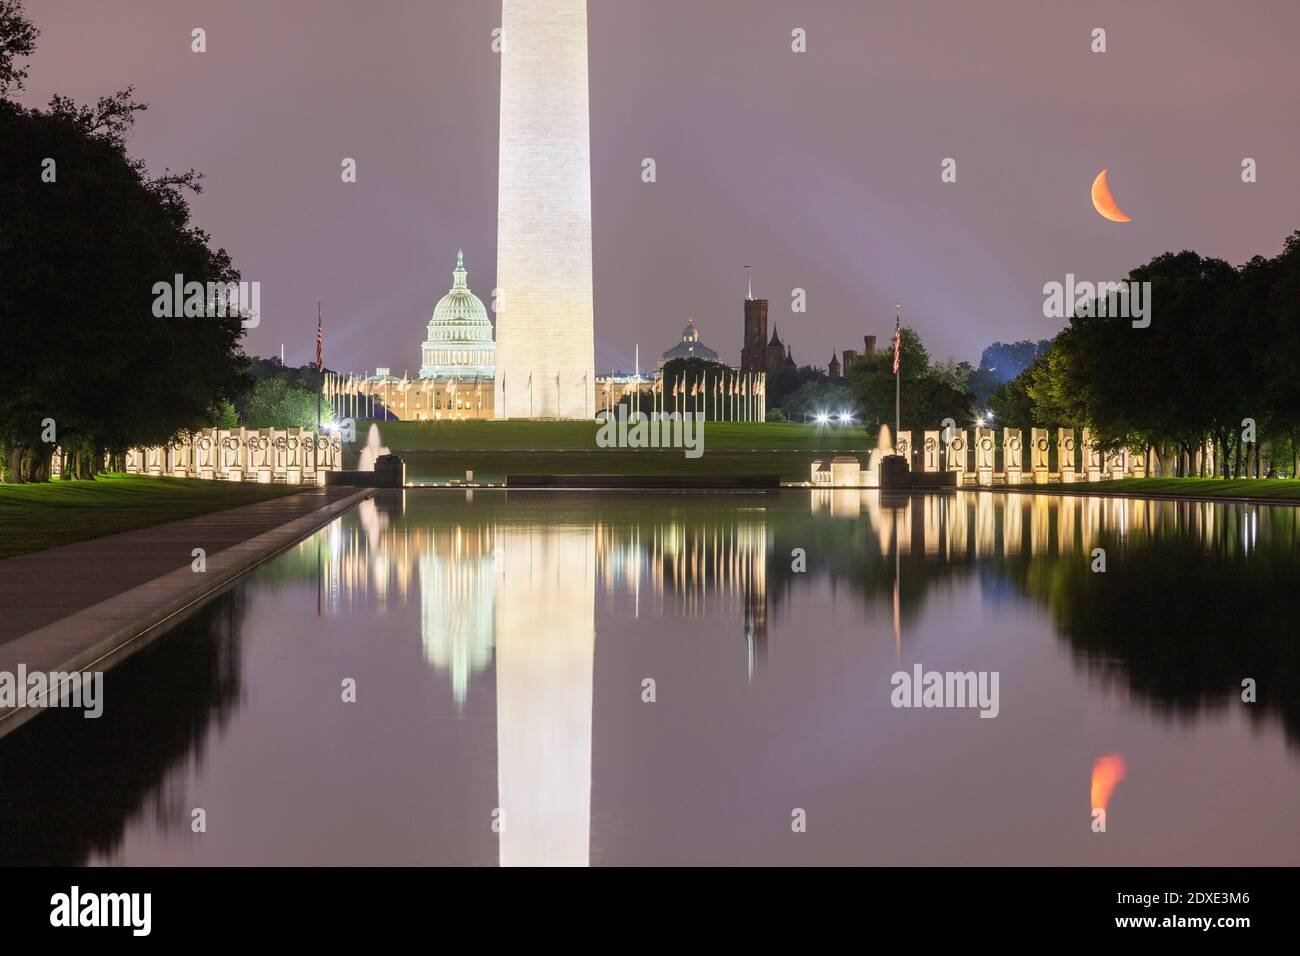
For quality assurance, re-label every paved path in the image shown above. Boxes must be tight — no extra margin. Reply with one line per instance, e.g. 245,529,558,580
0,486,365,644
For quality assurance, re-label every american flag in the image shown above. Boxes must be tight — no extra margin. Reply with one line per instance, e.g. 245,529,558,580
315,314,323,371
892,313,901,376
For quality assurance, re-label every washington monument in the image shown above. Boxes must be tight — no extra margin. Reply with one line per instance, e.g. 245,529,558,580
494,0,596,419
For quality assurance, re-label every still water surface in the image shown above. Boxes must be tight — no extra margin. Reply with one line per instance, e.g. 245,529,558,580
2,489,1298,865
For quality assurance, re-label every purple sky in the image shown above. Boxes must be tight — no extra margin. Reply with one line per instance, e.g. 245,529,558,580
21,0,1300,374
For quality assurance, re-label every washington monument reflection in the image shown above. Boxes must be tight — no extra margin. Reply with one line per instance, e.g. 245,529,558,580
493,521,596,866
322,493,775,864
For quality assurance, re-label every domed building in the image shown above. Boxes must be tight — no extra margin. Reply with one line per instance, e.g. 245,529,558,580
345,250,728,422
419,249,495,379
659,318,719,367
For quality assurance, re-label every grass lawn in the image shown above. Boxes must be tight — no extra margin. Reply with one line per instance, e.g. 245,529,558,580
0,474,306,559
1059,478,1300,501
347,420,871,482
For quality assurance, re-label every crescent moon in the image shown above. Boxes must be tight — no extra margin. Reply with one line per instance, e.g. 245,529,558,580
1091,168,1132,223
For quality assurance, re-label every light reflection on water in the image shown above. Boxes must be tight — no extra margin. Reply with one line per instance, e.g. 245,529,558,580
2,489,1298,866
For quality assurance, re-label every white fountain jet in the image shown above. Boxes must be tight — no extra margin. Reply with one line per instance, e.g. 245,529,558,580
356,423,391,472
863,424,895,488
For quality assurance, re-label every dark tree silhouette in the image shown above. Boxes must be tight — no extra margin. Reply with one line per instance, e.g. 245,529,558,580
0,0,250,481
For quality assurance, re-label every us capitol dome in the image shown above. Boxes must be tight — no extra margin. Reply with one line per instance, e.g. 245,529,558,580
419,250,496,380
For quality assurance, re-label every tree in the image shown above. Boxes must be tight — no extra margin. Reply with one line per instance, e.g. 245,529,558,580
0,0,37,97
928,357,970,392
0,2,250,481
242,379,327,430
962,367,997,407
908,375,974,429
1252,232,1300,476
845,327,971,431
780,380,854,422
765,363,827,411
212,400,239,430
987,372,1036,431
977,339,1053,383
1011,242,1300,477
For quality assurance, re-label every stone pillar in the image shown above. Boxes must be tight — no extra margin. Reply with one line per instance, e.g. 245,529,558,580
922,430,940,472
1031,427,1051,484
1082,428,1103,481
170,436,189,478
302,433,318,482
1106,448,1126,480
894,431,911,469
220,431,244,481
1057,428,1076,483
284,428,303,484
1128,446,1147,478
272,430,287,481
195,430,216,479
946,428,968,483
974,427,996,485
1002,429,1022,485
248,429,273,483
329,435,343,475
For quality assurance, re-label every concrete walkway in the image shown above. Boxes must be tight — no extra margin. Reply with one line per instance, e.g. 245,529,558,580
0,486,372,737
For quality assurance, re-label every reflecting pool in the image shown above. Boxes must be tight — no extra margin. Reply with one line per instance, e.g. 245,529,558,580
2,489,1298,865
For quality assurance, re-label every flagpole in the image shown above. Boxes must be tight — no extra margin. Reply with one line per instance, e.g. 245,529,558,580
894,302,901,446
315,303,322,477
